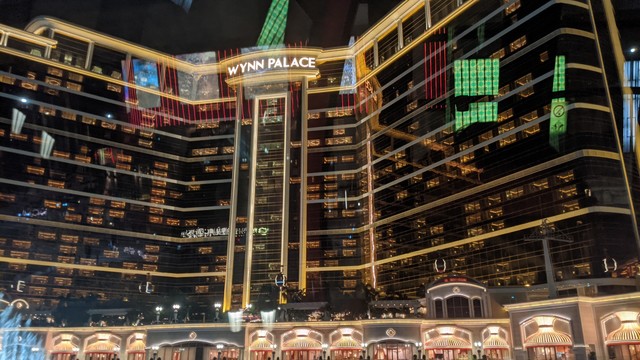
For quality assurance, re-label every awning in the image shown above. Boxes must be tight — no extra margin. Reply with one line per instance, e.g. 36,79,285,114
128,339,147,352
85,341,119,352
607,323,640,345
52,341,77,354
524,330,572,348
483,336,509,350
425,336,471,350
332,337,361,348
250,338,274,350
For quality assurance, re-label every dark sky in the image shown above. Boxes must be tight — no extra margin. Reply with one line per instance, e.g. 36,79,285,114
0,0,402,55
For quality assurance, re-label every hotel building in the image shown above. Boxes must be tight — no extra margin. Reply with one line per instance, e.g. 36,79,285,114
0,0,639,359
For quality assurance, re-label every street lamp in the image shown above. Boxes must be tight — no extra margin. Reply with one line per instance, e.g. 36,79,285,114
172,304,181,322
270,343,277,360
361,343,367,359
216,344,224,360
473,341,482,359
155,306,163,324
151,345,159,360
415,342,422,360
214,302,221,322
322,344,328,360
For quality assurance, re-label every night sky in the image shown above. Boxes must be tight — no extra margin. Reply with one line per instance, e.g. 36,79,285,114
0,0,402,55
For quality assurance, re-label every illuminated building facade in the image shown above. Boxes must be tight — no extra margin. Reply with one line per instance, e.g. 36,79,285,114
1,0,640,359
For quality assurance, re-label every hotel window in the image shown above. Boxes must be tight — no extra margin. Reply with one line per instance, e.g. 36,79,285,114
523,123,540,137
29,287,47,296
54,277,72,287
479,130,494,149
324,250,338,258
504,0,521,15
343,239,357,247
531,179,549,191
427,177,440,189
488,207,503,219
556,170,574,183
490,221,505,231
562,200,580,212
143,264,158,272
497,108,513,122
491,48,506,60
558,185,578,199
506,186,524,200
38,231,57,241
467,226,485,237
198,247,213,255
465,201,481,213
466,213,482,225
13,240,31,250
430,224,444,235
65,81,82,91
59,245,77,255
498,121,515,134
498,84,511,96
343,249,356,257
509,35,527,52
31,275,48,285
396,190,408,200
539,51,550,63
499,133,517,147
519,86,534,98
84,237,100,246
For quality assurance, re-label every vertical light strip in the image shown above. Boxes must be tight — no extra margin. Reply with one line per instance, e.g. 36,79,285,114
299,80,309,291
425,0,432,29
242,98,260,308
366,124,376,287
223,88,244,311
280,92,291,277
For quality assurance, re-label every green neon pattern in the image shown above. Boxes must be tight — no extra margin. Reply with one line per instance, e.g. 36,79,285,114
257,0,289,47
549,97,567,150
454,59,499,96
455,102,498,130
552,55,565,92
453,59,500,131
549,56,567,150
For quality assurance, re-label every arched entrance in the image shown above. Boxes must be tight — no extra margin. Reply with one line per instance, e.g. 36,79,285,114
281,329,323,360
522,316,573,360
83,333,122,360
125,333,146,360
50,334,80,360
603,311,640,360
248,330,275,360
330,328,364,360
481,326,510,360
423,327,472,360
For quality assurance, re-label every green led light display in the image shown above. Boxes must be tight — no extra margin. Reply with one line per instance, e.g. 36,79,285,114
455,102,498,130
552,55,566,92
453,58,500,131
257,0,289,47
549,56,567,150
549,97,567,151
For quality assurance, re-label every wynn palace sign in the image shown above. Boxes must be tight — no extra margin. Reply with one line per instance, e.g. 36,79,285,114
223,48,321,85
